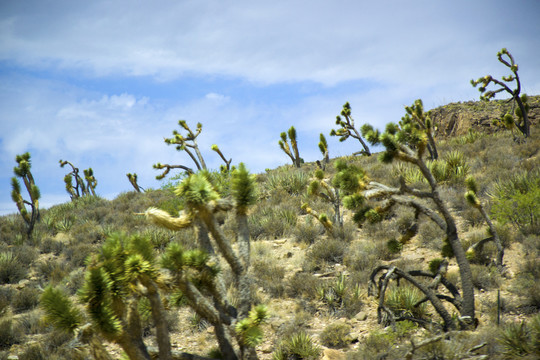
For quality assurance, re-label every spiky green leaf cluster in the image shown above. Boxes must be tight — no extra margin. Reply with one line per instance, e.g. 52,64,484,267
232,163,256,211
40,286,84,334
175,172,219,207
235,304,269,347
332,160,366,194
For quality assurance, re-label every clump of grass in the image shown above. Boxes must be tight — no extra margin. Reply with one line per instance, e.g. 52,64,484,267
0,315,24,349
304,237,347,272
498,314,540,358
252,258,287,298
319,321,352,348
272,331,321,360
0,251,28,284
470,264,501,291
385,284,428,319
293,217,323,244
11,286,40,313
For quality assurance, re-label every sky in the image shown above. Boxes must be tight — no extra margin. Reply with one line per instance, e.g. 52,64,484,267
1,0,540,215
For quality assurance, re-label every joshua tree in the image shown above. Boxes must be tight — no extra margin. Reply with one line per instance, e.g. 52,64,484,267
126,173,144,192
399,99,438,160
331,102,371,156
302,159,368,239
464,177,504,270
278,126,302,168
41,164,268,360
60,160,98,200
317,133,330,170
11,152,40,236
471,48,530,138
144,163,267,359
154,121,233,179
361,110,477,330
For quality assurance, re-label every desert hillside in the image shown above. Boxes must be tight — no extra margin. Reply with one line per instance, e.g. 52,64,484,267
1,97,539,360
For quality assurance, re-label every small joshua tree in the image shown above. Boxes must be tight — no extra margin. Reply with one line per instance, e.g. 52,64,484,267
126,173,144,192
464,177,504,270
154,120,233,179
11,152,40,236
317,133,330,170
279,126,302,168
361,104,477,330
302,159,368,239
331,102,371,156
471,48,530,138
399,99,438,160
60,160,98,200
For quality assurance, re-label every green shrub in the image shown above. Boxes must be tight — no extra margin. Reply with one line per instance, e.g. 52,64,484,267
470,264,501,291
265,170,309,196
385,284,427,319
304,237,347,271
272,331,320,360
0,316,24,349
490,170,539,234
319,321,351,348
293,217,323,244
0,251,28,284
498,314,540,358
252,259,286,298
11,286,40,313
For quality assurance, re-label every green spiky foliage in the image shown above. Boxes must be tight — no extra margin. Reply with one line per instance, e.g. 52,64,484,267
464,177,504,269
11,152,40,236
471,48,530,137
303,160,368,238
126,173,144,192
144,164,263,359
330,102,371,156
40,233,171,360
59,160,98,200
278,126,302,168
317,133,329,170
400,99,438,160
41,286,84,334
362,106,477,329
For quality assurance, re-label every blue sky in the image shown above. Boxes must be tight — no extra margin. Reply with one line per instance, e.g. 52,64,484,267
1,0,540,215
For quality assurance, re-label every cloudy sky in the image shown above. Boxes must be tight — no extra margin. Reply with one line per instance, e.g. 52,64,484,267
1,0,539,215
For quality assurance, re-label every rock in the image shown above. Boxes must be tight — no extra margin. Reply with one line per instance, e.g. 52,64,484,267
354,311,368,321
322,348,346,360
261,343,274,353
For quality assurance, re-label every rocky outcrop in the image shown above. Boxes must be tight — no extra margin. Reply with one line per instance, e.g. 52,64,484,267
430,95,540,139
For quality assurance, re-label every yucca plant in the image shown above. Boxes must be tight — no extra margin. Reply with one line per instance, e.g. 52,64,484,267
273,331,321,360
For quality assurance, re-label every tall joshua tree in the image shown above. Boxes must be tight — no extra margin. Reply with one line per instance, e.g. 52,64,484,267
145,163,266,359
11,152,40,236
471,48,530,138
362,110,477,330
331,102,371,156
279,126,302,168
